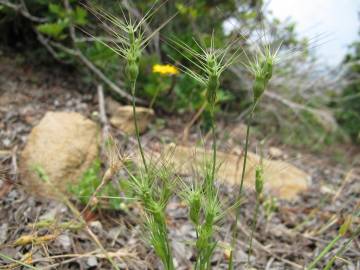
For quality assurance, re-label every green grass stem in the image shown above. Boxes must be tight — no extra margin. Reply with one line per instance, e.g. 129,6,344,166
131,81,148,173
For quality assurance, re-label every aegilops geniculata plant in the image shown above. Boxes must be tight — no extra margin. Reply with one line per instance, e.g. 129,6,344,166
86,2,174,172
229,42,280,269
86,3,177,269
170,34,242,269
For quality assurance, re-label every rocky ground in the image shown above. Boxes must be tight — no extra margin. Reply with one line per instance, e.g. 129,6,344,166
0,57,359,269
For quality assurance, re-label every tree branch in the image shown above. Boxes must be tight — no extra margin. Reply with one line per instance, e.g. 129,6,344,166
2,0,147,105
0,0,47,23
49,40,147,105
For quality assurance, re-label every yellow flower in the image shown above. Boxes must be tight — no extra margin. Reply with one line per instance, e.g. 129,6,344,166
152,64,179,75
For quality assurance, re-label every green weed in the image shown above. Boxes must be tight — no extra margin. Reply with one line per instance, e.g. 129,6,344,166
68,159,124,210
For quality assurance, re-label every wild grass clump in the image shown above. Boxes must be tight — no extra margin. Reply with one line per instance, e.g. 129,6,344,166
228,43,279,269
87,3,281,268
169,34,245,269
169,33,242,184
87,3,176,268
83,3,353,270
179,159,223,270
127,162,175,269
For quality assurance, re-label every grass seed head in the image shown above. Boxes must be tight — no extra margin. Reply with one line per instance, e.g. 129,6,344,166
126,60,140,86
169,33,242,108
196,225,213,250
148,200,166,225
179,178,202,226
206,73,220,107
255,165,264,195
248,44,280,102
204,192,221,226
125,26,142,84
188,189,202,225
85,2,172,86
253,74,266,101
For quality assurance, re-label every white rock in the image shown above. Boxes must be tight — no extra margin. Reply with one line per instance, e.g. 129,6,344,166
86,256,98,268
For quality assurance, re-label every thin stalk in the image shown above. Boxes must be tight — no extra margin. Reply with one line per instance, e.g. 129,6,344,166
194,107,217,270
210,109,217,188
131,81,148,173
248,195,260,264
321,225,360,270
194,229,199,270
161,229,174,270
205,248,213,270
237,102,257,197
306,234,342,270
0,252,39,270
149,89,159,108
228,102,256,270
164,225,175,270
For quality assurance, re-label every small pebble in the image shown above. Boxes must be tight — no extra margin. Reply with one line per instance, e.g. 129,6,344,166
86,256,98,268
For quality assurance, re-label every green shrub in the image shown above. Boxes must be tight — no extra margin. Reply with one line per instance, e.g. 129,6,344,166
0,0,268,114
335,41,360,143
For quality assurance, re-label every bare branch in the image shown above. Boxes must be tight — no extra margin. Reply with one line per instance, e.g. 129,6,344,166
36,31,70,65
49,40,147,105
2,0,146,104
0,0,47,23
97,84,110,144
264,91,338,131
63,0,76,43
230,65,338,130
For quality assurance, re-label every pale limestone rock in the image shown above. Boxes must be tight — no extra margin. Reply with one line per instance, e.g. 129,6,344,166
20,111,99,198
107,98,154,134
269,147,283,159
144,144,310,200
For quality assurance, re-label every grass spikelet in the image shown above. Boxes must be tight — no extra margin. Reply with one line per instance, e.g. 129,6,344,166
245,43,281,103
248,164,264,265
229,40,280,270
126,159,175,270
168,33,242,110
85,1,175,174
13,234,58,247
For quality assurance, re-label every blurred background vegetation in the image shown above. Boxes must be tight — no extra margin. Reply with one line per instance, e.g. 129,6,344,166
0,0,359,148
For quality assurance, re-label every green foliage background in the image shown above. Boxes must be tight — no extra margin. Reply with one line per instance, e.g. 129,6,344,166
0,0,358,145
0,0,290,112
69,159,125,210
334,40,360,143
